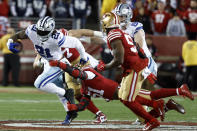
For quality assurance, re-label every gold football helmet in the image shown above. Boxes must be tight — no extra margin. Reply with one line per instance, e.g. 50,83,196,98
101,12,120,33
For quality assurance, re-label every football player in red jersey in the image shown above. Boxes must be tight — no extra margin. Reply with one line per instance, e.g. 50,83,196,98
49,12,194,130
49,56,193,130
59,28,107,124
98,12,160,130
95,12,193,130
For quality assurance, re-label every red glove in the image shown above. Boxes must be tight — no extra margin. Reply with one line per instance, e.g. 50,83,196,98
97,60,105,72
147,73,157,84
49,60,67,70
49,60,59,66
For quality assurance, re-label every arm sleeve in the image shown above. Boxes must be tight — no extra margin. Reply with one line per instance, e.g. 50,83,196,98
25,25,34,37
107,29,122,43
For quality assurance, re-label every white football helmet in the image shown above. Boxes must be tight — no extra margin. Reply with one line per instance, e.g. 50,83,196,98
36,16,55,42
114,3,133,27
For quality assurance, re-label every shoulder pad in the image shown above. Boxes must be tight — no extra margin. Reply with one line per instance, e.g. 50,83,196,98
56,31,66,47
25,24,36,36
107,29,122,42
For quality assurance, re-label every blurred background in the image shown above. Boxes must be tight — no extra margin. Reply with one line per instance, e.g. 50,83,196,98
0,0,196,91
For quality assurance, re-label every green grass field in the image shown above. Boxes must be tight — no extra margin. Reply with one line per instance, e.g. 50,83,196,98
0,86,196,122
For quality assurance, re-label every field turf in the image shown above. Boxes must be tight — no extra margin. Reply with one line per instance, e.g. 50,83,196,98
0,86,196,122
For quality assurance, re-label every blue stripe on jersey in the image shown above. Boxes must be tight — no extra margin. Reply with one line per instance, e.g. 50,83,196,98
134,26,143,34
148,57,152,68
38,70,62,88
58,36,66,47
31,25,37,32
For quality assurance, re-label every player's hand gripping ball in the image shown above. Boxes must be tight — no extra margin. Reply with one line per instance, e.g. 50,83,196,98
7,39,23,53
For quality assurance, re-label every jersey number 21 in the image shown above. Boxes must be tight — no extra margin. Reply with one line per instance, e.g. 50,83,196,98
35,45,53,58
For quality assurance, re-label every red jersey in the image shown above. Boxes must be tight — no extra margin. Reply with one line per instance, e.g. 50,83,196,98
63,48,80,63
59,28,80,63
81,67,118,100
107,28,148,74
183,8,197,33
151,10,171,33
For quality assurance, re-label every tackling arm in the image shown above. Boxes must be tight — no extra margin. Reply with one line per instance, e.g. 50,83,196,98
68,29,103,38
104,39,124,70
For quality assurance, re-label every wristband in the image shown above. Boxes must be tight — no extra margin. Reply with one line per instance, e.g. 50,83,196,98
93,31,103,37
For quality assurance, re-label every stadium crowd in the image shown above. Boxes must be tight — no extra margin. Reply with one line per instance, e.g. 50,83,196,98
0,0,196,37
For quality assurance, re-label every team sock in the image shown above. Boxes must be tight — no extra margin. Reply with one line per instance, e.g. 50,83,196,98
121,99,154,122
150,88,177,100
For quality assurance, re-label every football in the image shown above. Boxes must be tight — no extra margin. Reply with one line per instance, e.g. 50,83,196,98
14,39,23,53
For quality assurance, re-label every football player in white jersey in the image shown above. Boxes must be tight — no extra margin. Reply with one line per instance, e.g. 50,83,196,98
7,16,89,124
33,29,107,124
114,3,158,79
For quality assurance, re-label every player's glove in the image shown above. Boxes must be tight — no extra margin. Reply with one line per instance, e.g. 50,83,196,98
79,57,89,65
97,60,105,72
49,60,67,70
147,73,157,84
49,60,88,80
7,39,21,53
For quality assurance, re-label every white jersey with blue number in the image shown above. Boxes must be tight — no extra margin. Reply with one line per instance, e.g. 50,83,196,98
123,22,152,58
25,24,87,61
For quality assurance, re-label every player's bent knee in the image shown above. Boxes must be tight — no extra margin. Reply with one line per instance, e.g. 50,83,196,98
34,79,40,89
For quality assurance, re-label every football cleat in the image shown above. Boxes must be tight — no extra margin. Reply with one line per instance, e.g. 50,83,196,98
166,99,185,114
143,118,160,131
179,84,194,100
62,111,78,125
132,118,144,125
93,112,107,124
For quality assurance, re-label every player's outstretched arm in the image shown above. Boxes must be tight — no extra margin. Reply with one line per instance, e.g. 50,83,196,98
10,30,29,42
49,60,88,80
68,29,103,38
134,29,146,48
